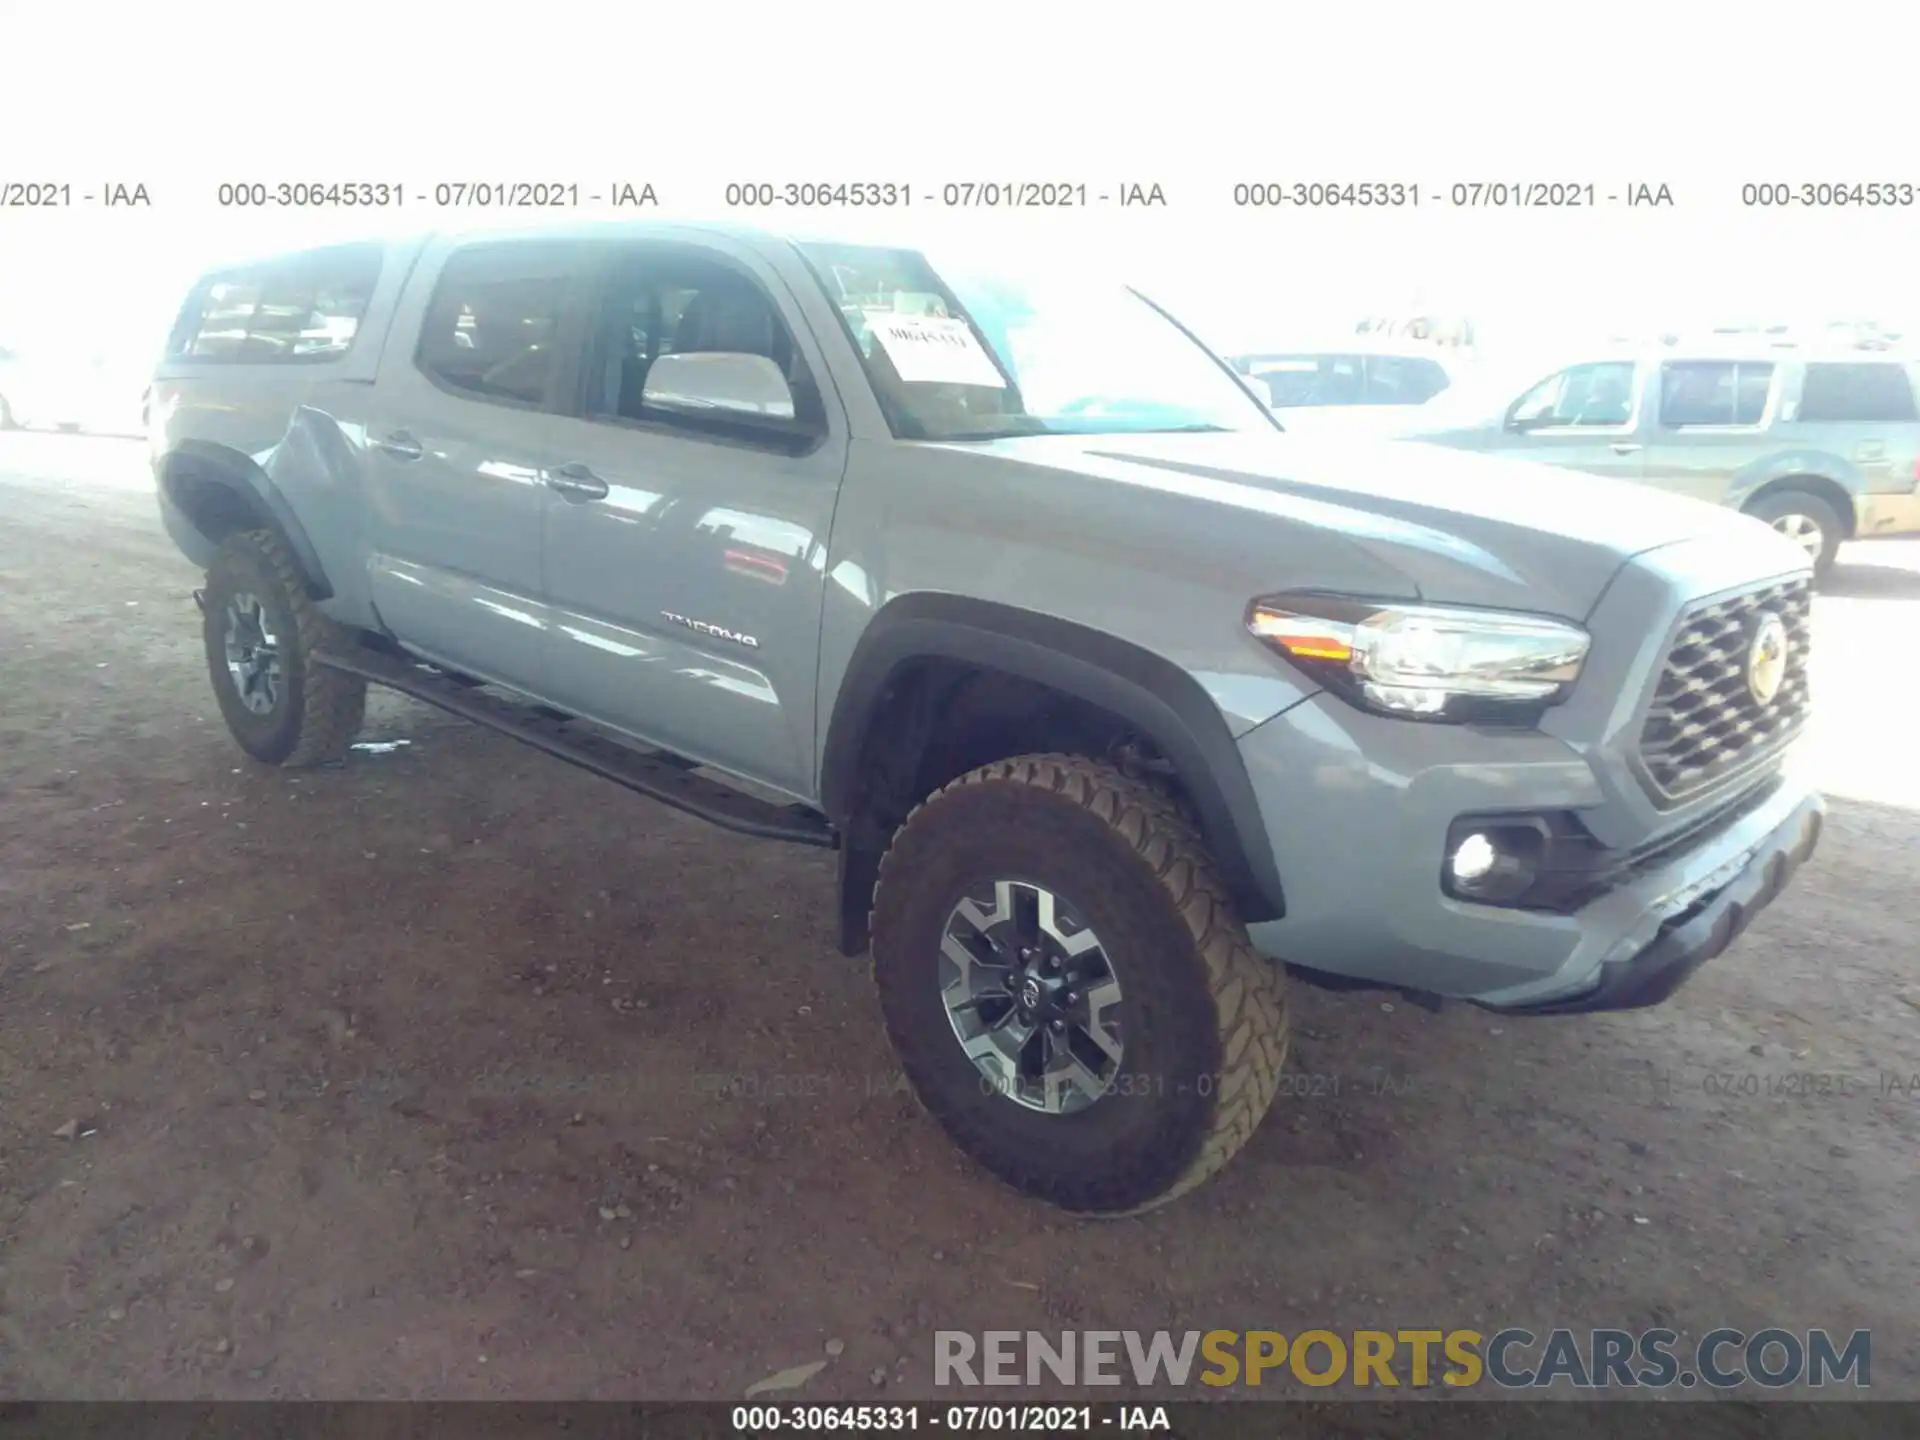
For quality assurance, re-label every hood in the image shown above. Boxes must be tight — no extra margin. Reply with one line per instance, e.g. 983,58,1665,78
1271,404,1430,440
990,430,1804,620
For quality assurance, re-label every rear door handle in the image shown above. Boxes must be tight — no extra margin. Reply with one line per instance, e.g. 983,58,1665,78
373,429,424,461
546,462,609,501
1610,442,1642,455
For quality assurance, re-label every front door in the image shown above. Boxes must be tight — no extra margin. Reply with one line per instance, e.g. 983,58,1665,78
1488,359,1651,483
536,236,849,799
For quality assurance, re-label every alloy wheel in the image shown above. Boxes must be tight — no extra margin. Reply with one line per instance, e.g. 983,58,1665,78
222,591,283,715
1769,511,1826,563
938,879,1125,1115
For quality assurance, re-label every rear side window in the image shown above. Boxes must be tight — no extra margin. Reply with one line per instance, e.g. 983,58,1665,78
1797,362,1919,422
1365,354,1450,404
181,277,262,359
169,244,384,363
1251,355,1365,407
415,243,577,408
1658,361,1773,427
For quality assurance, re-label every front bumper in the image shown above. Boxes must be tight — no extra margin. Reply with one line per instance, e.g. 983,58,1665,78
1855,488,1920,539
1478,789,1822,1014
1237,690,1824,1014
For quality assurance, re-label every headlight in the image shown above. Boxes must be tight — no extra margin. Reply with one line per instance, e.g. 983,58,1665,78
1247,592,1590,723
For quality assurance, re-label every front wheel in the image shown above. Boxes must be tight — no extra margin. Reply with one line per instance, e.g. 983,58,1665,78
870,754,1289,1214
202,530,367,766
1746,490,1844,577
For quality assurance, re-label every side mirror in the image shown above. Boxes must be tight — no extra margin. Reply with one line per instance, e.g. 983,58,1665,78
642,352,796,421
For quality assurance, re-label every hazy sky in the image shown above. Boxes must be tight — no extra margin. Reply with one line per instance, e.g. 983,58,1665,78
2,1,1911,360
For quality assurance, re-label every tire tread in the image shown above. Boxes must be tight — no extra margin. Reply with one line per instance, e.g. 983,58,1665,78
209,530,366,767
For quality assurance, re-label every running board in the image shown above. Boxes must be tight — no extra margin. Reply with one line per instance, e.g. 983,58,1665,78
315,645,837,848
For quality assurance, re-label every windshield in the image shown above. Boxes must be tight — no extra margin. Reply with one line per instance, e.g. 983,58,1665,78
795,241,1277,441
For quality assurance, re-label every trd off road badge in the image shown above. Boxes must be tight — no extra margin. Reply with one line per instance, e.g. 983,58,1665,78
661,611,760,649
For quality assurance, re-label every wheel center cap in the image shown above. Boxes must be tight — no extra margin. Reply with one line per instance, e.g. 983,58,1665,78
1019,975,1043,1012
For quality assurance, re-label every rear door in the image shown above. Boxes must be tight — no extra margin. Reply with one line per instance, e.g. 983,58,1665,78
1639,358,1779,505
361,237,592,690
1485,358,1651,481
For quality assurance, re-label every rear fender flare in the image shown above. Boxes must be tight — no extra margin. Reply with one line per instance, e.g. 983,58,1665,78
159,439,334,598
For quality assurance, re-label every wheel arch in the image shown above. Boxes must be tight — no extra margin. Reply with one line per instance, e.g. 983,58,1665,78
158,440,335,598
820,593,1287,932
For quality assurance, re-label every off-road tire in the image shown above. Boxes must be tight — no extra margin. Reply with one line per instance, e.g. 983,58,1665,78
202,530,366,767
870,753,1289,1214
1745,489,1844,577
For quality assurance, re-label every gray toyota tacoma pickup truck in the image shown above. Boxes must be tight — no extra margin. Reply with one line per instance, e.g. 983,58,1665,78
147,220,1826,1214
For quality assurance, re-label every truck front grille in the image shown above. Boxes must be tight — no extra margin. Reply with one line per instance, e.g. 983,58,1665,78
1637,575,1813,802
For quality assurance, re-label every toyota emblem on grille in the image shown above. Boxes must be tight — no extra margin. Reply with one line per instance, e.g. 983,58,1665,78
1745,612,1790,706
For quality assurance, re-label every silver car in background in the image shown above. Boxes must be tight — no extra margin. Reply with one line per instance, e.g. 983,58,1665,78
0,345,147,436
1382,345,1920,575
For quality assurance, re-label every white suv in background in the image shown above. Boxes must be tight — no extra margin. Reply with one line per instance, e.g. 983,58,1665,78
1228,342,1462,424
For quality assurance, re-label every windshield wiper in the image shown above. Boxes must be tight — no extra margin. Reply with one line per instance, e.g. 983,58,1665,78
931,420,1232,442
933,420,1049,442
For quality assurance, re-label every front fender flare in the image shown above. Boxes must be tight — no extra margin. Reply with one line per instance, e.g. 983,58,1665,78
820,593,1286,922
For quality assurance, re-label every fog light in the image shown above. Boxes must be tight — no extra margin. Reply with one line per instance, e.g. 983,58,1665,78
1450,833,1499,884
1444,827,1541,903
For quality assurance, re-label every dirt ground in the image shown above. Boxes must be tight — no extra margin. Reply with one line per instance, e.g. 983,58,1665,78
1,433,1917,1404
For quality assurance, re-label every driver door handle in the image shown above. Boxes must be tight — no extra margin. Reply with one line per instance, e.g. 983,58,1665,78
546,462,609,501
373,429,424,461
1610,442,1642,455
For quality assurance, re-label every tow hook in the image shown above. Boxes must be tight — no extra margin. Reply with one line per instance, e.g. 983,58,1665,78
192,588,207,614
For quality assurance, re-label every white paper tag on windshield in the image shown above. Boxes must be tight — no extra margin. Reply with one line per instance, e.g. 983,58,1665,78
865,313,1007,388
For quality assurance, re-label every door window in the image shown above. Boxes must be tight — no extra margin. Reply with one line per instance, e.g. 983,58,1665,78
1509,361,1637,428
415,244,577,408
578,245,824,448
1657,361,1773,427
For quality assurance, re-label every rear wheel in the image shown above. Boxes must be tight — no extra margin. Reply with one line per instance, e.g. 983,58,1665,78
202,530,366,766
870,754,1289,1214
1746,490,1844,576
